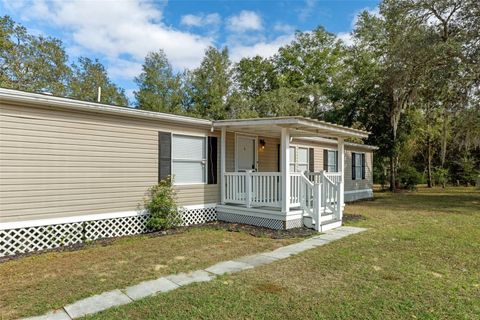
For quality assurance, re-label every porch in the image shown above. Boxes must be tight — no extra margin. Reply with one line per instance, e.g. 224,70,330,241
213,117,369,231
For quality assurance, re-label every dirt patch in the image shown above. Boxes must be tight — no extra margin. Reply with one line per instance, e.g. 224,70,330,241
0,221,314,263
343,213,366,222
198,221,317,239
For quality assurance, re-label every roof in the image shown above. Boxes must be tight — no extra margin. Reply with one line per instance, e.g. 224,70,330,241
0,88,211,127
296,136,379,151
0,88,372,141
213,117,370,139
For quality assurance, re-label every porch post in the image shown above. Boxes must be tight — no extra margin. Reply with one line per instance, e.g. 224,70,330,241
220,127,226,204
337,137,345,209
281,127,290,214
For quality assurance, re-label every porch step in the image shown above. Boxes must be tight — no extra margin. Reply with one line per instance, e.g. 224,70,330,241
302,216,342,232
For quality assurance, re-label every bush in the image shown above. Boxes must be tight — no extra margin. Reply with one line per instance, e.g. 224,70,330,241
397,166,422,190
433,167,449,188
143,176,181,231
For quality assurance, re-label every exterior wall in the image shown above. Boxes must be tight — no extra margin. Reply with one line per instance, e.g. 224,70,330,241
293,138,374,200
225,132,279,172
0,102,219,224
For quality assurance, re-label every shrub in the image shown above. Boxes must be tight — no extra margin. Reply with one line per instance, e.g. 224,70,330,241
397,166,422,190
143,176,181,231
433,167,449,188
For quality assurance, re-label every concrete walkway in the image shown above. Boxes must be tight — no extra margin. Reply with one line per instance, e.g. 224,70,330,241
24,226,367,320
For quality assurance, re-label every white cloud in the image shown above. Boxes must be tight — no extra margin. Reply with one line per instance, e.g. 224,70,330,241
297,0,317,22
337,32,353,46
229,34,295,62
274,23,295,34
8,0,214,72
351,7,381,28
226,10,263,32
180,13,221,27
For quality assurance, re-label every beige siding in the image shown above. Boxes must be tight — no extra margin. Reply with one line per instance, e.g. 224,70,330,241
344,147,374,191
0,103,219,223
293,138,374,192
225,132,279,172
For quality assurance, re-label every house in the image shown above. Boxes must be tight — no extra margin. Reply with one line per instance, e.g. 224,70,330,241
0,88,377,257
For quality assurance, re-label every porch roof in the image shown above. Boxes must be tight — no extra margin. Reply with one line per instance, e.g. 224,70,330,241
213,116,369,139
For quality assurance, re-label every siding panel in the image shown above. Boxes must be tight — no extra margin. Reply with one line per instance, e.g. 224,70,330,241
0,103,219,223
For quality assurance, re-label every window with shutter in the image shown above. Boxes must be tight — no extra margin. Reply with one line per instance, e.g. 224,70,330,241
352,152,364,180
172,134,207,184
324,149,338,172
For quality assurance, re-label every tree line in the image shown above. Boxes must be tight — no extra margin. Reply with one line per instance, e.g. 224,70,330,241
1,0,479,190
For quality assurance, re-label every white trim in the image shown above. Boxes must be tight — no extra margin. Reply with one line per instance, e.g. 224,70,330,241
0,210,146,231
297,137,378,151
171,133,208,185
344,188,373,194
234,133,258,172
181,203,217,210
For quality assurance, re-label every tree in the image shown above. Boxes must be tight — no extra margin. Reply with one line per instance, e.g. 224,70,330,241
0,15,70,95
273,27,347,117
187,47,231,119
68,57,128,106
135,50,183,113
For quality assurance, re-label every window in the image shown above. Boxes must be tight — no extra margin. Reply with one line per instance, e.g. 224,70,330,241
324,150,338,172
289,146,309,172
289,147,296,172
352,152,365,180
297,147,309,172
172,134,206,184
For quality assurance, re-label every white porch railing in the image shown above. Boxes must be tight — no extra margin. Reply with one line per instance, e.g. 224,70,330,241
223,171,343,231
224,172,282,208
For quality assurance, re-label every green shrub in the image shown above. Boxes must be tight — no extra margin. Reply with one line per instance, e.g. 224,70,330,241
397,166,422,190
433,167,449,188
143,176,181,231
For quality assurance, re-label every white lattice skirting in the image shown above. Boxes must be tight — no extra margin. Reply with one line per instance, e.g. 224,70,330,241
0,205,217,258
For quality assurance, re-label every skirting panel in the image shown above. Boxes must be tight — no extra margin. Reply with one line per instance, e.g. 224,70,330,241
344,189,373,202
217,212,284,230
0,206,217,258
179,205,217,226
285,218,303,229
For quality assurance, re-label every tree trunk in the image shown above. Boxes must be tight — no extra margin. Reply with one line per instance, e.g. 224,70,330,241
441,111,448,167
389,154,396,192
427,136,433,188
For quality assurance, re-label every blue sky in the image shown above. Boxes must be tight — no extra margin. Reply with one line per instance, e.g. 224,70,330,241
2,0,379,104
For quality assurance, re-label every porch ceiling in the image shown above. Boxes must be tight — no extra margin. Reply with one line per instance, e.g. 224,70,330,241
213,116,369,139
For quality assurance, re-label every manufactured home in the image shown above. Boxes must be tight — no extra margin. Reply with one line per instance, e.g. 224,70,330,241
0,88,376,257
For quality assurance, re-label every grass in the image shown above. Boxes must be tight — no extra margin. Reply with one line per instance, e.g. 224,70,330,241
0,226,298,319
84,187,480,319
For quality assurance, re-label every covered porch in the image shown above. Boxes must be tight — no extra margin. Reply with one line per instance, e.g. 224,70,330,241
213,117,369,231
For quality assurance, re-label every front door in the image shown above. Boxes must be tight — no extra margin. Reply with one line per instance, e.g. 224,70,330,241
236,135,257,171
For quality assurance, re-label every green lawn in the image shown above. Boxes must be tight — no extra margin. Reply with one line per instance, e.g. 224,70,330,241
86,187,480,319
0,226,298,319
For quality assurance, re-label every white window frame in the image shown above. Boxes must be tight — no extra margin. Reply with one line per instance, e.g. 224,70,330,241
325,149,338,172
289,145,310,173
171,133,208,186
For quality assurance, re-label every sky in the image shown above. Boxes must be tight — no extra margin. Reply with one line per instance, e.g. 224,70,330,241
1,0,379,104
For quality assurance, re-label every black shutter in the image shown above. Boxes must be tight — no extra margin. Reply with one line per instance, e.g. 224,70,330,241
323,149,328,171
361,153,366,180
309,148,315,172
335,150,339,172
207,136,218,184
158,132,171,182
352,152,356,180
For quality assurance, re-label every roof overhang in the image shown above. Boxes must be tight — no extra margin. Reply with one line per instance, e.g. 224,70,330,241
213,117,370,139
295,136,379,151
0,88,212,127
